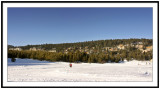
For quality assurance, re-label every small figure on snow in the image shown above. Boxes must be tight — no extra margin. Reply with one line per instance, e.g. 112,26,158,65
69,63,72,68
145,71,149,75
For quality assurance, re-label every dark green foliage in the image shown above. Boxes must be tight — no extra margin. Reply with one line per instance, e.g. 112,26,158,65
8,38,153,63
8,49,152,63
11,58,16,62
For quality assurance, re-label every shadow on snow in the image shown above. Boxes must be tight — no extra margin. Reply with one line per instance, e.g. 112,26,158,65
8,58,54,66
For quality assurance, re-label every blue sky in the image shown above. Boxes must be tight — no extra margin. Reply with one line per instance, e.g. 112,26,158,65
8,8,152,46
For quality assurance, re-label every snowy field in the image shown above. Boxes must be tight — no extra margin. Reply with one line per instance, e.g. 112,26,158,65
8,58,152,82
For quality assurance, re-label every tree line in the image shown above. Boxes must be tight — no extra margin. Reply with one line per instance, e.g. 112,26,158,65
8,38,152,63
8,48,152,63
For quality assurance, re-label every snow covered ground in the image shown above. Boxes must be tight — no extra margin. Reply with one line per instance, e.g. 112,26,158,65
8,58,152,82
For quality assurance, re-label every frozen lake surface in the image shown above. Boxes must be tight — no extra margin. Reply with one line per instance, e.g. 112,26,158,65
8,58,152,82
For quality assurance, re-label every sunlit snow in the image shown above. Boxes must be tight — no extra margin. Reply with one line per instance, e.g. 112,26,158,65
8,58,152,82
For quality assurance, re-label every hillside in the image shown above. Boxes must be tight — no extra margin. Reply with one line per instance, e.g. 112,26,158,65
9,38,152,52
8,38,153,63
